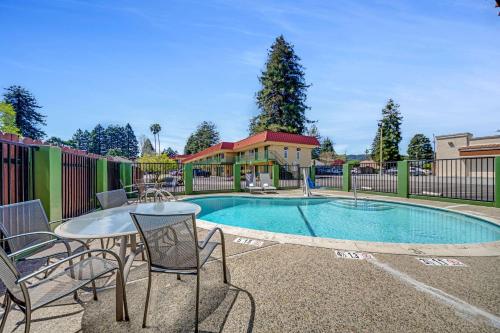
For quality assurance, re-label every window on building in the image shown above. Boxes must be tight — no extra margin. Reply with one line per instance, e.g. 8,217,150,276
284,147,288,159
296,148,301,160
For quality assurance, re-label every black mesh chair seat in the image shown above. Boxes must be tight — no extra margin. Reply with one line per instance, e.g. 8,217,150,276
26,257,118,310
150,241,218,272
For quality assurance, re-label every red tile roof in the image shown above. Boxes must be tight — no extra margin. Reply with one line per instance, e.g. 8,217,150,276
182,131,319,163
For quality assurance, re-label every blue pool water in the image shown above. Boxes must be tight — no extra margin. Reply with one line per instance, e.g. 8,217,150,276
186,196,500,244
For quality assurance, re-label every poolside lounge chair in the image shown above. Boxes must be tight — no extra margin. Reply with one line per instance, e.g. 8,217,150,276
129,212,228,331
0,200,87,263
0,245,129,333
259,173,277,192
244,174,263,193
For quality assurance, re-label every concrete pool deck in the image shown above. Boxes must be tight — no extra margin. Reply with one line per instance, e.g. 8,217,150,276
188,190,500,256
1,191,499,332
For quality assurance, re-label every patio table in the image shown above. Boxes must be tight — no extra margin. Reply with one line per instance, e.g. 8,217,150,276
55,201,201,280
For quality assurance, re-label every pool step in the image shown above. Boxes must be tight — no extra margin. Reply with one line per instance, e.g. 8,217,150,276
328,200,393,211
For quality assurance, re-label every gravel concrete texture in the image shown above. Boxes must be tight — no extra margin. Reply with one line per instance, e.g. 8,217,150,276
2,242,499,332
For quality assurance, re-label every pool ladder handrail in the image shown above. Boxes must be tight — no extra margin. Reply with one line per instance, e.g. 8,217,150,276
352,170,358,206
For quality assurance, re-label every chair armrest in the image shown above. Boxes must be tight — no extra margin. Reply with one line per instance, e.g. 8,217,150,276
48,218,71,226
1,231,59,242
17,249,124,284
198,227,225,250
5,232,89,259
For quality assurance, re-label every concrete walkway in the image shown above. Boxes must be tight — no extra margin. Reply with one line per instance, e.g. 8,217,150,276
1,193,499,332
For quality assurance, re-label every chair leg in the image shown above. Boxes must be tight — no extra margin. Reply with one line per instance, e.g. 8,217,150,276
24,308,31,333
0,294,11,333
100,239,106,259
177,274,181,280
221,241,228,284
195,272,200,333
142,271,152,328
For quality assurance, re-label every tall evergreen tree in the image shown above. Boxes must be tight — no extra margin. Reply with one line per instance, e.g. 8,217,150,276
371,99,403,162
122,123,139,158
184,121,220,154
3,85,46,139
407,134,433,160
307,124,321,159
249,35,311,135
141,138,155,156
163,147,178,158
89,124,106,155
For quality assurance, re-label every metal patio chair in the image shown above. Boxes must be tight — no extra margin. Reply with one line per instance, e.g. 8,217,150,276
0,246,129,333
129,212,228,331
96,189,130,209
0,200,87,263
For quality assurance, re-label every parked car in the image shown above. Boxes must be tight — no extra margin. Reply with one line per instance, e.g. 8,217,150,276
410,167,425,176
193,168,211,177
384,167,398,175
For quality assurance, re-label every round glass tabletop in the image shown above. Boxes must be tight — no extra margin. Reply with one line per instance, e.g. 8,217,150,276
55,201,201,239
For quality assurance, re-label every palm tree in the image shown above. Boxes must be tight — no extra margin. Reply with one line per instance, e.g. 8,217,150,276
149,123,161,155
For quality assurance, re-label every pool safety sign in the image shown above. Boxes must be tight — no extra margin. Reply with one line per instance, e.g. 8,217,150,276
234,237,264,247
335,250,374,260
417,258,466,267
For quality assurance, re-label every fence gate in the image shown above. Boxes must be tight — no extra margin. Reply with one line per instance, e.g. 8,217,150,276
62,152,97,218
0,139,32,205
107,160,121,191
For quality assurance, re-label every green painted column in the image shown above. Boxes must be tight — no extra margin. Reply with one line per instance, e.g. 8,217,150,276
33,146,62,222
342,163,353,192
272,164,280,189
309,166,316,182
233,164,241,192
96,158,108,193
184,163,193,194
397,160,409,198
495,156,500,208
119,162,132,188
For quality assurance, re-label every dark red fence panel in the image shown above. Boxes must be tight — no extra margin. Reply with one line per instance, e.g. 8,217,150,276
62,152,97,218
0,139,32,205
107,160,121,191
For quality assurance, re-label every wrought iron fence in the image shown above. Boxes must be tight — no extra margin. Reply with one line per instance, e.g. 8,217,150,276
192,163,234,192
132,163,184,193
239,164,274,188
409,158,495,202
0,139,32,205
354,161,398,193
61,152,97,218
279,165,301,188
314,165,342,189
107,160,121,191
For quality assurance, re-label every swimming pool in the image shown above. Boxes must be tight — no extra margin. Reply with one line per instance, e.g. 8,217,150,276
186,196,500,244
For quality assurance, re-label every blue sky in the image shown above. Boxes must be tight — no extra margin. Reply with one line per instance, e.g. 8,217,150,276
1,0,498,154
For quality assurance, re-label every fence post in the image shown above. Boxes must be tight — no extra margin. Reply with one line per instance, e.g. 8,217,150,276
184,163,193,194
272,164,280,189
119,162,132,188
495,156,500,208
397,160,409,198
342,163,353,192
233,164,241,192
96,158,108,193
309,165,316,182
33,145,62,222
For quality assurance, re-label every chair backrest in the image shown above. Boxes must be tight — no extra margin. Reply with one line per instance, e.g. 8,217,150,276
0,200,51,253
96,189,128,210
260,173,272,185
0,246,26,304
130,213,199,270
164,177,176,187
245,173,254,186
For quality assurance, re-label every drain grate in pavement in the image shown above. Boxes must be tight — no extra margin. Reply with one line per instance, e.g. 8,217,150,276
233,237,264,247
417,258,466,267
335,250,374,260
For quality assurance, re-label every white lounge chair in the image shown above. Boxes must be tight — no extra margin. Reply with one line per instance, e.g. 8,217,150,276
259,173,277,192
245,174,262,193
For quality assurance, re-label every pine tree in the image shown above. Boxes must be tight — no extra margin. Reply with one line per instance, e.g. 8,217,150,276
249,35,311,135
141,138,155,156
89,124,106,155
307,124,321,159
3,85,46,139
184,121,220,154
163,147,178,158
371,99,403,162
407,134,433,160
122,123,139,158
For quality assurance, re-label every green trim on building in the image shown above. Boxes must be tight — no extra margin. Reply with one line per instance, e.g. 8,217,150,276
397,160,409,198
96,159,108,193
233,164,241,192
495,156,500,208
184,163,193,194
33,146,62,222
272,164,280,189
